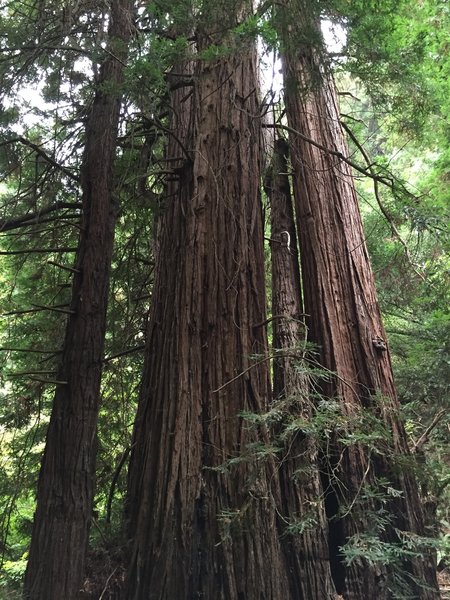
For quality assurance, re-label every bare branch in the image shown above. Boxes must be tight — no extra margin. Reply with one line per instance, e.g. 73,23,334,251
0,202,82,233
263,122,409,193
341,121,427,282
413,409,447,453
28,377,68,385
47,260,80,274
105,446,133,524
2,303,71,317
0,137,79,182
31,304,75,315
0,347,60,354
252,313,308,329
7,370,57,377
0,247,78,256
104,344,145,362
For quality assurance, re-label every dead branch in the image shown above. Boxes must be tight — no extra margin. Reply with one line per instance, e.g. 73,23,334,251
0,137,79,182
31,304,75,315
0,347,60,354
341,121,427,282
0,247,78,255
413,409,447,453
104,344,146,362
47,260,80,274
0,202,82,233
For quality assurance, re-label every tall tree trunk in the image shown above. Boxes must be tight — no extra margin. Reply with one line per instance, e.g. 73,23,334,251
277,1,439,598
266,137,336,599
23,2,132,598
126,4,295,598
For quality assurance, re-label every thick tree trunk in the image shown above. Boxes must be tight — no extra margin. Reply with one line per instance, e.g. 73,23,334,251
277,1,439,598
126,5,295,599
23,3,132,599
266,137,336,599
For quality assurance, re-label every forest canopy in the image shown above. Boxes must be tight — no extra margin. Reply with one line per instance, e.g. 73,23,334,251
0,0,448,598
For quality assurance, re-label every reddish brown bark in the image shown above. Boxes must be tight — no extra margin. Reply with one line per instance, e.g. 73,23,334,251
278,2,439,598
266,137,336,599
23,3,132,599
126,6,297,599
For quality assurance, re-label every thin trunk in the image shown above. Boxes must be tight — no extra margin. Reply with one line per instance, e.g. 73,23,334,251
277,1,439,598
23,3,132,598
126,5,294,598
266,137,336,599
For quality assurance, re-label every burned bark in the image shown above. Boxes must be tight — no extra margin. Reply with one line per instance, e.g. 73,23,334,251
23,2,133,598
277,1,439,598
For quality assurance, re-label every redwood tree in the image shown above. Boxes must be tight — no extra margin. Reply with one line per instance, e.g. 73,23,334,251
266,137,336,598
23,2,133,598
126,2,296,598
277,0,439,597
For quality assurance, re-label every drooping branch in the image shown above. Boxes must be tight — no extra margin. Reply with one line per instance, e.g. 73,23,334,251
341,121,427,281
0,137,79,183
263,122,414,197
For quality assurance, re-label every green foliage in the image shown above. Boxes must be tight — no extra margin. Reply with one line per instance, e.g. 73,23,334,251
236,352,441,591
341,531,441,599
284,513,319,535
330,0,450,137
0,0,448,594
1,554,27,594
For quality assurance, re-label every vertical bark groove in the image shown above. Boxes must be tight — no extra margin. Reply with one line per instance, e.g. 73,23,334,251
266,137,336,599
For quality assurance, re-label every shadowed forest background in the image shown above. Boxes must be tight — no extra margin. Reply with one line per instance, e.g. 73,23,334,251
0,0,449,598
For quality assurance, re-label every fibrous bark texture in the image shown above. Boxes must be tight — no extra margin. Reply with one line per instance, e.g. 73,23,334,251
278,1,439,598
266,137,336,599
126,5,297,599
23,2,132,598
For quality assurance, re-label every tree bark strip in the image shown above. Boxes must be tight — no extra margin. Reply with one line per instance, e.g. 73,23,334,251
23,2,132,598
266,137,336,599
277,1,439,598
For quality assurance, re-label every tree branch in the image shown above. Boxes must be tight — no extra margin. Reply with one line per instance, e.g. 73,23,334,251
31,304,75,315
0,137,79,182
263,122,411,194
252,313,308,329
413,409,447,453
47,260,80,274
104,344,145,362
0,247,78,256
105,446,133,524
7,370,57,377
0,202,82,233
2,303,72,316
0,347,61,354
341,121,427,282
29,377,68,386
